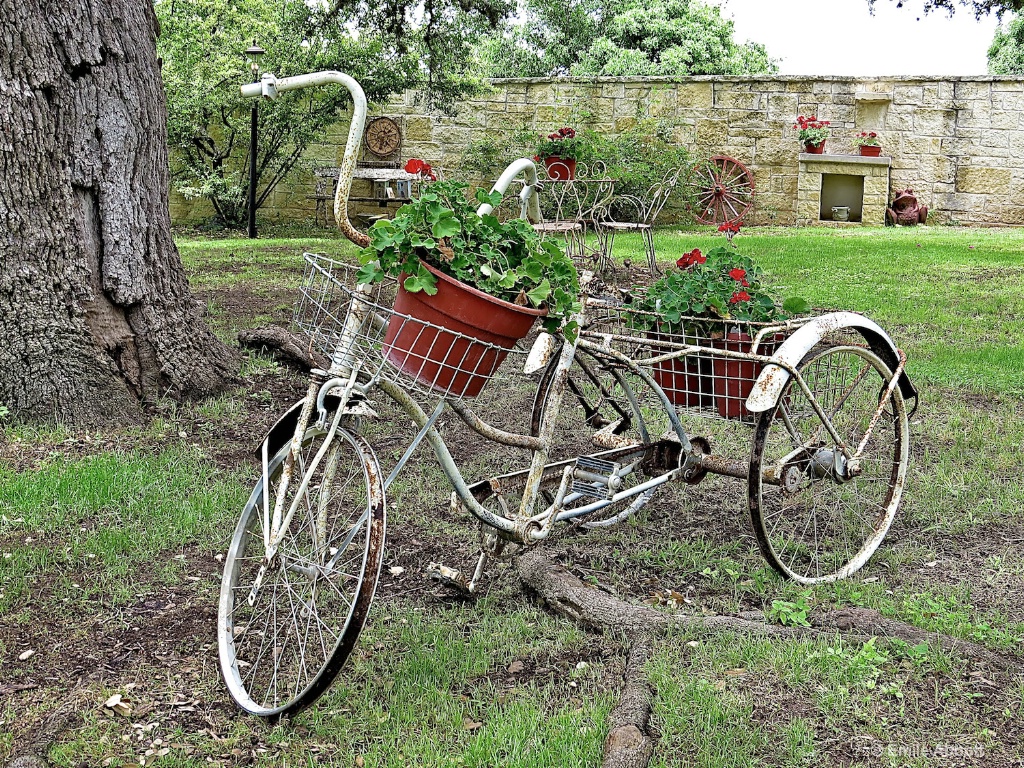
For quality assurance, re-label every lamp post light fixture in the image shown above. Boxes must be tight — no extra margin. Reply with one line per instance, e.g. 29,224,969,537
244,41,265,239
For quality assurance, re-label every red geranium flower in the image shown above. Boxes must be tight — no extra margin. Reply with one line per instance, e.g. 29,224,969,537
729,267,746,281
676,248,706,269
404,158,425,175
729,290,751,304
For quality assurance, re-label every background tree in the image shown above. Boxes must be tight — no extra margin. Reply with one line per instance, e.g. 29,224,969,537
868,0,1023,17
477,0,777,78
158,0,501,227
1,0,511,425
0,1,239,425
988,14,1024,72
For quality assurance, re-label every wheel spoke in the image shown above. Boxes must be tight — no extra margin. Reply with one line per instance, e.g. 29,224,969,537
219,427,384,717
750,345,907,584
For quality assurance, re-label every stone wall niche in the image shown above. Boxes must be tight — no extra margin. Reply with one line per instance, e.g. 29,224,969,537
797,154,892,226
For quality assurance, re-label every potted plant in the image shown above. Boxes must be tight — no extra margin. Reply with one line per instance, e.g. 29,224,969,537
854,131,882,157
629,230,807,418
794,115,830,154
535,127,583,180
356,173,581,397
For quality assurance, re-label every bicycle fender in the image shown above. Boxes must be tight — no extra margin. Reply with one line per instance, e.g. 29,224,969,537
258,395,343,458
745,311,919,415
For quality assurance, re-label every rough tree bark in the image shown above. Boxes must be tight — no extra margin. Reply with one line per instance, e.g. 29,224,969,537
0,1,238,425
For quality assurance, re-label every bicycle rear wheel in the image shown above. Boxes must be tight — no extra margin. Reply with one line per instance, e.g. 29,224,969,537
219,425,385,719
748,345,908,584
532,345,675,525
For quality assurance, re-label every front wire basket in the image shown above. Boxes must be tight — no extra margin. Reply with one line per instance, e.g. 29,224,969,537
294,253,534,401
580,297,812,423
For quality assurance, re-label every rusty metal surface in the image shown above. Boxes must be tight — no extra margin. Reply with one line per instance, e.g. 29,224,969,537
448,398,546,451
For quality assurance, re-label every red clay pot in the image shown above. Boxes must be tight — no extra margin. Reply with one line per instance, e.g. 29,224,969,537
859,145,882,157
383,262,546,398
648,332,713,408
711,331,785,420
543,156,577,181
803,141,826,155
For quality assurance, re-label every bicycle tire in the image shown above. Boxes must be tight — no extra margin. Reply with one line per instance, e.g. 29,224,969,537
219,424,385,719
531,345,672,525
748,345,909,584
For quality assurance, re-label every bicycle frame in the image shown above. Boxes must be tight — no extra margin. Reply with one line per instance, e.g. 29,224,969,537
244,70,906,560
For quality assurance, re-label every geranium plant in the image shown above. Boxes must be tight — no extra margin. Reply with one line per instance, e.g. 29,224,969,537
356,179,581,336
535,127,583,160
793,115,830,147
854,131,880,147
630,230,807,335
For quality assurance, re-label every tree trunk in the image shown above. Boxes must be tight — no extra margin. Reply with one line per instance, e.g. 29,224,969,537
0,0,238,425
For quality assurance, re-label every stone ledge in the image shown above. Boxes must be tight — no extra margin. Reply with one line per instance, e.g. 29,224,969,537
799,153,892,166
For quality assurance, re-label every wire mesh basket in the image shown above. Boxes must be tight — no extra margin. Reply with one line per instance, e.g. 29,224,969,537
580,298,810,422
293,253,536,401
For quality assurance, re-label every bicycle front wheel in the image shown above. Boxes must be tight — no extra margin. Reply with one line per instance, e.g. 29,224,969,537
219,425,385,719
748,345,909,584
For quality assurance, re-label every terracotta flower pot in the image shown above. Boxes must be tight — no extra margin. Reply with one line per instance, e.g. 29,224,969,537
648,331,714,408
859,145,882,157
803,141,826,155
711,331,786,420
383,261,546,398
543,156,577,181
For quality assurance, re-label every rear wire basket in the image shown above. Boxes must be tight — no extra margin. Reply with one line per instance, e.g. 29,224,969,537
293,253,533,401
579,299,808,422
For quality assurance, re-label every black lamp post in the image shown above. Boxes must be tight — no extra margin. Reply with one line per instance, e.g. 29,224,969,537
245,40,265,239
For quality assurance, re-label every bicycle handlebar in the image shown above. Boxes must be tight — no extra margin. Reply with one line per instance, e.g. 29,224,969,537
476,158,543,224
241,72,370,248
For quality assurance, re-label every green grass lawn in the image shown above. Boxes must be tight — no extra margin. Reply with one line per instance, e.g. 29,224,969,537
2,223,1022,767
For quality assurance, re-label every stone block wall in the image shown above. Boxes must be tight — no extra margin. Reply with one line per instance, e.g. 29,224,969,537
170,75,1024,227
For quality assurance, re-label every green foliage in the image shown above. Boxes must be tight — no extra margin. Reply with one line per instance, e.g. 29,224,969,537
585,118,691,219
630,242,807,333
156,0,505,227
767,595,813,628
869,0,1023,18
357,181,581,335
988,14,1024,74
816,638,890,689
535,127,585,160
477,0,778,78
458,117,691,223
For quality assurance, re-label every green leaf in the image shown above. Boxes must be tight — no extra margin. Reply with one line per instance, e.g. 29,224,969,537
432,217,461,239
403,270,438,295
356,261,383,285
783,296,810,314
526,278,551,306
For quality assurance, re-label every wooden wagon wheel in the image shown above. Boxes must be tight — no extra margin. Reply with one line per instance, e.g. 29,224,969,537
686,155,755,225
364,116,402,158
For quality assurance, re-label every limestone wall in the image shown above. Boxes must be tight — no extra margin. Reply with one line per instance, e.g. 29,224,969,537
170,75,1024,227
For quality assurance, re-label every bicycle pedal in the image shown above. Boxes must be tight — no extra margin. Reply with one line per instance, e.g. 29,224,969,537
572,456,622,500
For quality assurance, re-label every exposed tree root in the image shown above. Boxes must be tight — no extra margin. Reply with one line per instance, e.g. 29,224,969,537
602,637,657,768
513,548,1021,768
237,326,328,371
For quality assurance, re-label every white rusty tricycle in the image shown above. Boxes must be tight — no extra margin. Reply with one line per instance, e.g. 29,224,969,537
218,71,917,719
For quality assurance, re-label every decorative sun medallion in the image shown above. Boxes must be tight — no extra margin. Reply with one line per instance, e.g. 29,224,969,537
364,117,402,158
